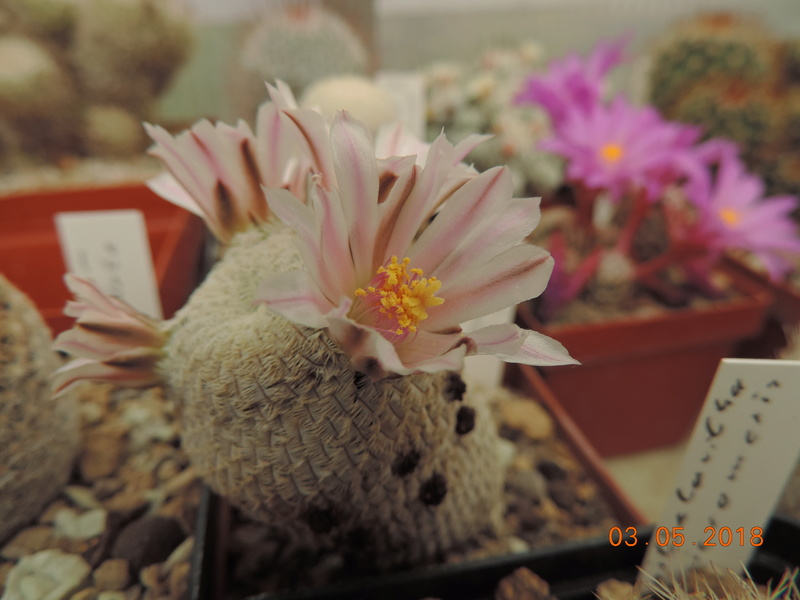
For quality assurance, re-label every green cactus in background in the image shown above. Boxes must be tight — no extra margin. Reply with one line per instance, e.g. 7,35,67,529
0,275,79,543
671,81,778,159
647,12,800,202
648,13,776,115
230,3,368,121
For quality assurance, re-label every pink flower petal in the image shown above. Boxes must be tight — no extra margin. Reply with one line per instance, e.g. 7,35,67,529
395,329,470,372
283,107,336,186
384,133,455,259
330,112,379,282
308,178,357,301
145,172,204,217
466,323,578,366
408,167,514,275
373,156,419,266
452,133,492,164
432,197,542,284
60,275,165,350
52,351,163,398
326,316,409,378
266,80,300,110
254,270,334,329
424,244,553,330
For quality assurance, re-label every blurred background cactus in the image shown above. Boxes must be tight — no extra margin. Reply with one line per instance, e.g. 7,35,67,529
228,1,369,122
422,42,564,197
647,12,800,202
0,0,192,170
0,274,79,544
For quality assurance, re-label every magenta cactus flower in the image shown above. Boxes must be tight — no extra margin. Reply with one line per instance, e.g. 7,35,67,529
514,36,628,127
539,96,701,202
683,153,800,280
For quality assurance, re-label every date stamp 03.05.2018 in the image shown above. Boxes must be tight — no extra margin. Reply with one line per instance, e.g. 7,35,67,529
608,526,764,548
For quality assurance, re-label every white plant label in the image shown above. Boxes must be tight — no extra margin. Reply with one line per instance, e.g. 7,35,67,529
55,210,163,319
640,358,800,580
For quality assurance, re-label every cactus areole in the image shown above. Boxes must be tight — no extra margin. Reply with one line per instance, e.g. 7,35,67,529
53,82,576,568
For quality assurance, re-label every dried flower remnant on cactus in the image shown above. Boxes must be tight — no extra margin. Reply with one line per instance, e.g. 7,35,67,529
255,111,577,377
52,274,166,396
144,82,318,243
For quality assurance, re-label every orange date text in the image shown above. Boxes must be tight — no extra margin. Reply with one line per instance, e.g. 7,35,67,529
608,526,764,547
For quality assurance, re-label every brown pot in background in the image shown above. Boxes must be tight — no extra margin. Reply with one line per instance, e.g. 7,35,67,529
722,256,800,359
511,267,773,457
0,183,206,335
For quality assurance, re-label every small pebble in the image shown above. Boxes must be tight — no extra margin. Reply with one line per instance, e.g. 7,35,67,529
160,537,193,576
495,567,553,600
93,558,131,591
111,516,184,573
70,588,98,600
54,508,107,540
96,592,127,600
65,486,103,510
1,526,55,560
497,398,554,440
2,549,91,600
79,424,128,482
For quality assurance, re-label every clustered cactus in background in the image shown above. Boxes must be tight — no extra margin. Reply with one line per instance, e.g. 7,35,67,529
0,275,79,544
647,12,800,201
422,42,564,197
0,0,191,169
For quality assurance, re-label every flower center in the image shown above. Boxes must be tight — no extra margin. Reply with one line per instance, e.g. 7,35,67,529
354,256,444,337
600,143,624,163
719,207,741,227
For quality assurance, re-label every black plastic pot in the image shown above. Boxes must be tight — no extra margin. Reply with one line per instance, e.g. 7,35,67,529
189,485,799,600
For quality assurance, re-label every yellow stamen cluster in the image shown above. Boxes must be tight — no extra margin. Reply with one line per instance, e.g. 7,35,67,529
719,207,742,227
600,143,624,163
355,256,444,336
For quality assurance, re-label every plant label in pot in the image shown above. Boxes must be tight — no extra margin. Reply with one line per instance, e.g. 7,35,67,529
640,358,800,579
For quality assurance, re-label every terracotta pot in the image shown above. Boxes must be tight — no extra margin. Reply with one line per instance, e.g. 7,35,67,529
188,374,646,600
0,183,206,335
721,256,800,359
512,267,773,457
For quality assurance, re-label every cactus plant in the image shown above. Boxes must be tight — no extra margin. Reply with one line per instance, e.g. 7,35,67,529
0,0,190,167
52,84,576,571
0,275,79,543
70,0,191,112
647,13,776,116
230,2,368,121
670,80,778,159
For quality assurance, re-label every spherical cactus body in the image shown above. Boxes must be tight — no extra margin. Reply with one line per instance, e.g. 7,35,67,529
230,4,368,120
164,227,505,568
0,275,79,543
648,13,775,116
